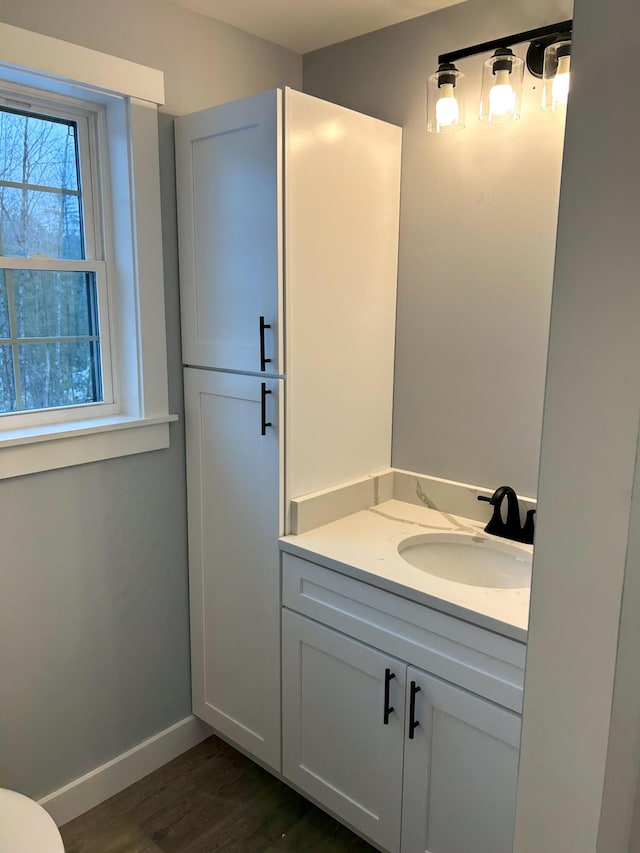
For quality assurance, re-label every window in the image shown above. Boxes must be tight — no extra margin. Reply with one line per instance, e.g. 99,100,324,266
0,23,174,479
0,100,113,422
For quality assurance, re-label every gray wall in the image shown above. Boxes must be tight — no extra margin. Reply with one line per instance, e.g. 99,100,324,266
304,0,572,497
0,0,301,116
0,0,301,799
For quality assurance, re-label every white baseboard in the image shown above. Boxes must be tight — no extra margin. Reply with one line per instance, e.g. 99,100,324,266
38,715,213,827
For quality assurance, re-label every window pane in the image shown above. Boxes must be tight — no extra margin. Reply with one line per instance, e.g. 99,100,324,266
0,186,82,259
0,272,9,338
0,110,79,191
11,270,97,338
0,345,16,412
18,341,102,411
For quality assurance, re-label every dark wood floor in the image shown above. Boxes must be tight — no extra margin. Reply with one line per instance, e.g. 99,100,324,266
61,735,376,852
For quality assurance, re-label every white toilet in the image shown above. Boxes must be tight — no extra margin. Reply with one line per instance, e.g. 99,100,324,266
0,789,65,852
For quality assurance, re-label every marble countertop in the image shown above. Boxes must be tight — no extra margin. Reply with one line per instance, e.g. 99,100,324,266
280,498,531,643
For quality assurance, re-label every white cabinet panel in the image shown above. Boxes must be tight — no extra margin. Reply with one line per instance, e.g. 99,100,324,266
176,91,282,374
282,610,405,852
185,368,283,770
284,88,401,501
401,668,521,853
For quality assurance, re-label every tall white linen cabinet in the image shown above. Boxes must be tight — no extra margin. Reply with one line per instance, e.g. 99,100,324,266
176,88,402,773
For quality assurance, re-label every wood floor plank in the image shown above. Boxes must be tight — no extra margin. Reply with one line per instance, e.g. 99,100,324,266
60,735,376,853
62,819,163,853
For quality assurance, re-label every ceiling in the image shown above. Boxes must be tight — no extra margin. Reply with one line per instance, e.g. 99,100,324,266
169,0,466,54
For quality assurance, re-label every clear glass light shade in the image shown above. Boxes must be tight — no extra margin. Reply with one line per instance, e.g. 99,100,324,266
427,66,465,133
479,50,524,122
542,39,571,110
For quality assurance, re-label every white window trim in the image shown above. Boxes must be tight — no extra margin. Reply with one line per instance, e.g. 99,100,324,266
0,25,175,480
0,91,116,425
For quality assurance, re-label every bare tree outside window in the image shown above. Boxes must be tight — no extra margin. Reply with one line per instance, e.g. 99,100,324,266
0,107,103,414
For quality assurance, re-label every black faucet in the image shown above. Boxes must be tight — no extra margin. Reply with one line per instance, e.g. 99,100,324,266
477,486,535,544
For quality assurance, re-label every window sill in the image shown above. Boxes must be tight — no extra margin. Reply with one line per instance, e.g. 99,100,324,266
0,413,178,480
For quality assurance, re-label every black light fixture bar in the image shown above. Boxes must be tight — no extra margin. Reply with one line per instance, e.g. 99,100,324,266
438,19,573,65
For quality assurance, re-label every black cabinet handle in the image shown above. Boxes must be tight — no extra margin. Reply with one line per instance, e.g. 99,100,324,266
259,316,272,372
261,382,272,436
383,668,395,725
409,681,421,739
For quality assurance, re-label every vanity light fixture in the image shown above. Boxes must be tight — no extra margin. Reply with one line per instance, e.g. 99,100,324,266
427,20,572,133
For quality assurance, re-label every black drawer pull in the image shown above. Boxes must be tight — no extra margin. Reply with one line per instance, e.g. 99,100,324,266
383,668,395,725
259,316,272,372
261,382,272,436
409,681,421,739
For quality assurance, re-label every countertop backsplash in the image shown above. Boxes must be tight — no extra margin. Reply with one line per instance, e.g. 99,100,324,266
290,469,536,536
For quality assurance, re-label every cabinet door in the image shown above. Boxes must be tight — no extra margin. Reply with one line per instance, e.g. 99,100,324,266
282,610,405,853
185,368,283,770
176,90,283,374
401,668,521,853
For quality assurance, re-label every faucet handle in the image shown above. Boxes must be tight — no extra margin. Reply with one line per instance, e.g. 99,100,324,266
477,495,491,504
519,508,536,545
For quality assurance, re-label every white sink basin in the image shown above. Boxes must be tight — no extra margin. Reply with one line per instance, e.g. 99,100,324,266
398,532,532,589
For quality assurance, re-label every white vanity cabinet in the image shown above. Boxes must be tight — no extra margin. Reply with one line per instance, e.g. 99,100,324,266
176,88,402,773
281,551,525,853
